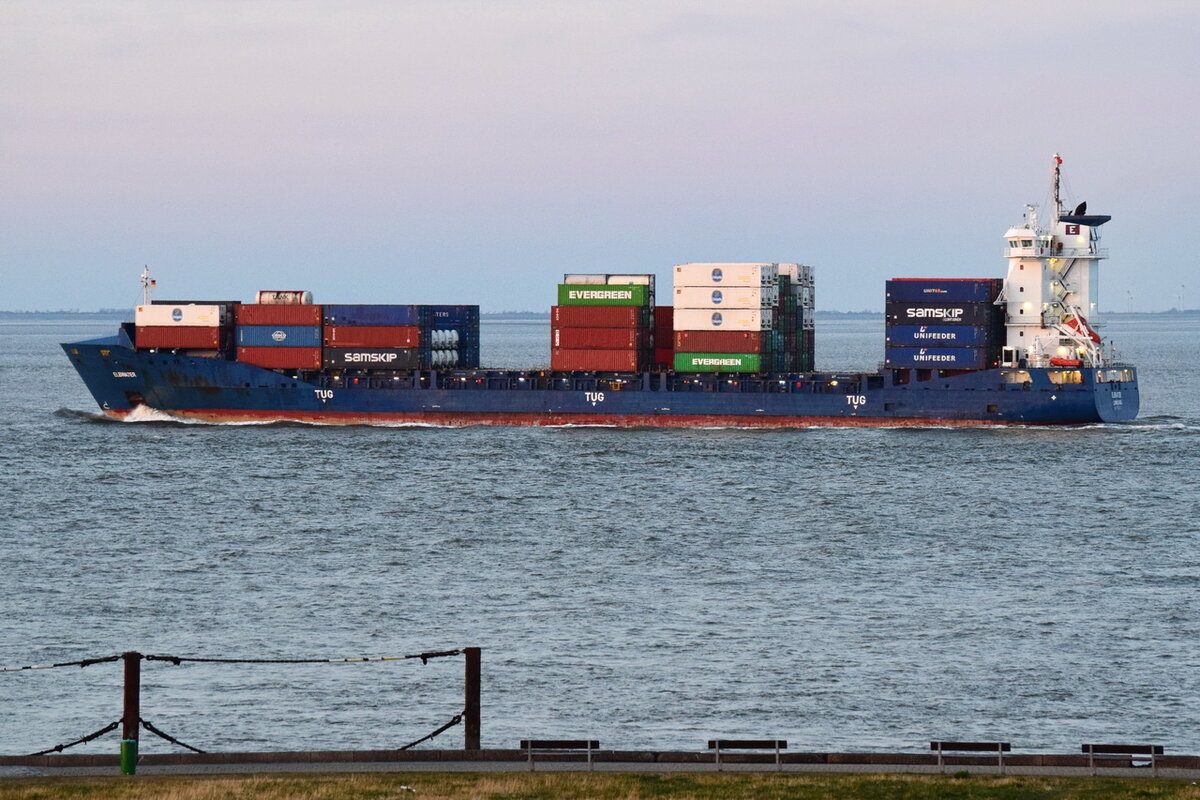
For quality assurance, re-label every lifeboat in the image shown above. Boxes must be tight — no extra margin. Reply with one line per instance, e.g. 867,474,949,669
1061,313,1102,344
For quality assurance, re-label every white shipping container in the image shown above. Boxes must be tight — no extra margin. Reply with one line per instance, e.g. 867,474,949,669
674,262,779,288
779,263,814,286
779,264,815,285
562,273,656,289
606,274,655,289
674,285,778,309
255,290,313,305
135,304,225,327
795,286,815,307
673,308,774,331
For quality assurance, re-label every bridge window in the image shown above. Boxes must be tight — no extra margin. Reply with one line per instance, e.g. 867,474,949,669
1099,368,1134,383
1047,370,1083,385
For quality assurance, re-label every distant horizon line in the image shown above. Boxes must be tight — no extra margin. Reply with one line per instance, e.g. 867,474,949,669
2,308,1198,317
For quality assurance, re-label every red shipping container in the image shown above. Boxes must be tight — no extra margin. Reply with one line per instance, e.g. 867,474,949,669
324,325,421,348
551,348,644,372
136,326,221,349
673,330,766,353
236,304,322,325
653,306,673,349
551,305,649,328
653,347,674,367
236,347,322,369
551,327,648,349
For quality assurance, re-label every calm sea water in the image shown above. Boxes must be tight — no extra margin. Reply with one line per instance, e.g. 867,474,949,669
1,313,1198,758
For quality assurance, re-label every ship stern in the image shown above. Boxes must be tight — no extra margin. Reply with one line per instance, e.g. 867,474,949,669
1093,366,1139,422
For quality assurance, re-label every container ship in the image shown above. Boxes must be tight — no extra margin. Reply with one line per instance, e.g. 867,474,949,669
62,156,1138,427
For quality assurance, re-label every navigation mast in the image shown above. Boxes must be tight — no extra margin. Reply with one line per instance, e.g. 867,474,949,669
1052,153,1062,224
140,266,155,306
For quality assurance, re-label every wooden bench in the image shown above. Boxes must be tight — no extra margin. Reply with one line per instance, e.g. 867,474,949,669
519,739,600,771
1082,743,1164,776
707,739,787,771
930,741,1011,774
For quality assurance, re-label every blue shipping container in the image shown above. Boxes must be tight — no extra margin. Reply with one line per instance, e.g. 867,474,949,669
423,324,481,336
323,304,420,326
885,302,1000,327
420,344,481,356
886,279,1001,304
885,325,994,347
420,305,480,325
884,346,992,370
236,325,322,347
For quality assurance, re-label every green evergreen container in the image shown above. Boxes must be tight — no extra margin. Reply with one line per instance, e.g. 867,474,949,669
674,352,762,372
557,284,649,306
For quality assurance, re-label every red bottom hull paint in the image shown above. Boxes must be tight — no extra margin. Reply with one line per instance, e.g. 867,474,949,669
105,407,1035,428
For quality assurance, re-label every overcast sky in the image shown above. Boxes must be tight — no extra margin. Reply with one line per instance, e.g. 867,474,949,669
2,1,1197,312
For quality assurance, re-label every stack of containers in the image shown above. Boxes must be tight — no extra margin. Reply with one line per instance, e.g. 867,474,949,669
551,274,653,371
135,303,231,351
322,305,422,369
672,263,778,373
773,271,796,372
884,278,1004,370
235,301,323,369
778,263,816,371
652,305,674,369
320,304,481,371
420,305,480,369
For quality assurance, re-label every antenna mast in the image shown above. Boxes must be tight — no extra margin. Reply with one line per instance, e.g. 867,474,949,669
1052,153,1063,225
140,266,155,305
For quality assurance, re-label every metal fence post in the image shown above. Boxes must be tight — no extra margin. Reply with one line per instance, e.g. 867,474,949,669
464,647,481,750
120,652,141,774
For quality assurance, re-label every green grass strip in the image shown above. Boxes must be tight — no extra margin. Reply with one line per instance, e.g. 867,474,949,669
1,772,1199,800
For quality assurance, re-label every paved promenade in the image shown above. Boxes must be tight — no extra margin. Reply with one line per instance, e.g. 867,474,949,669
3,749,1199,780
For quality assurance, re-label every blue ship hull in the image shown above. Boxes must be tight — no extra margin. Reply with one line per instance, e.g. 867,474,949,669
62,333,1139,427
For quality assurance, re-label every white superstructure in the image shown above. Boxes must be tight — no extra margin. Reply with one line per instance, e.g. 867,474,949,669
1000,154,1111,368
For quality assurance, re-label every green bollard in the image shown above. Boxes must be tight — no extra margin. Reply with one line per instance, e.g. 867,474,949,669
119,739,138,775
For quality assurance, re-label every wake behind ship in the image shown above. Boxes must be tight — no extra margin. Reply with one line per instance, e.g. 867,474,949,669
62,156,1138,427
